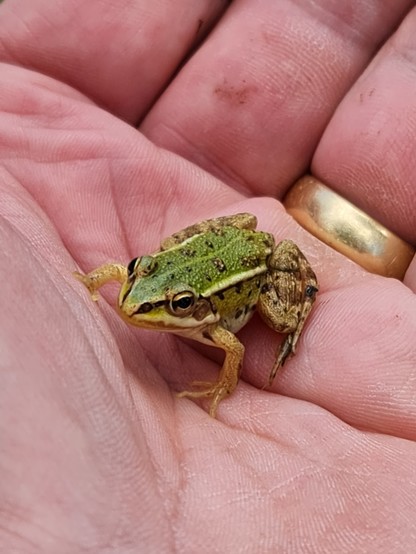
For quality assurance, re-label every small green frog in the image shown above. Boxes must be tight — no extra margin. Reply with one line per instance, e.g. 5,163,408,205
74,213,318,417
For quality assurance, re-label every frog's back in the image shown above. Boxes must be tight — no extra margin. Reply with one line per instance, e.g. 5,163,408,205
154,225,274,296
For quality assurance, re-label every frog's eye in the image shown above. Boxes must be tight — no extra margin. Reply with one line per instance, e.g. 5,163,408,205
127,257,139,277
170,291,196,316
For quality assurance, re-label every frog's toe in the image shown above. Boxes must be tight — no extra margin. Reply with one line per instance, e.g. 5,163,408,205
190,380,218,390
73,272,100,301
177,382,230,418
176,382,216,399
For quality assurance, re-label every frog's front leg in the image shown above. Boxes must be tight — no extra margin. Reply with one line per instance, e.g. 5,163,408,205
257,240,318,386
74,263,127,301
177,325,244,417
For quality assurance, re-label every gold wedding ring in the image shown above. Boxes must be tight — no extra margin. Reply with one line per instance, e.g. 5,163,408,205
284,175,415,280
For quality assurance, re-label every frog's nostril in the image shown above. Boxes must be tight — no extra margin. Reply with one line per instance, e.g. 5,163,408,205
136,302,153,314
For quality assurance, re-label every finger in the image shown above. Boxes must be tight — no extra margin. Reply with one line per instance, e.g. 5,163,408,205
0,62,242,267
0,0,227,120
141,0,413,194
312,9,416,280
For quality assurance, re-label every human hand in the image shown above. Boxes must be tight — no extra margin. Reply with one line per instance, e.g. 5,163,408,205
1,1,415,552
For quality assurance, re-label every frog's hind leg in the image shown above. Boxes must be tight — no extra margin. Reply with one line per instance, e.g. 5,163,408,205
257,240,318,386
177,325,245,417
214,213,258,230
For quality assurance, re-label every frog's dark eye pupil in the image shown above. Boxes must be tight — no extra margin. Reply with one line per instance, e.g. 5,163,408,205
170,291,196,315
127,257,138,276
174,296,192,310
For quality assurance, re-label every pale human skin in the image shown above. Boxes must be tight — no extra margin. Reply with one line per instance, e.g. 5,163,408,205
1,1,416,552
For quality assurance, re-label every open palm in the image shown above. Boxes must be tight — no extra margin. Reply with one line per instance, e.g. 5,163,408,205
1,1,416,552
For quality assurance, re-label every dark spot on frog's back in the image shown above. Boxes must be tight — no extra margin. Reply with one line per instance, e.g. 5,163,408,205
235,308,243,320
181,247,196,258
212,228,224,236
261,283,272,295
212,257,226,272
241,254,259,268
245,304,255,316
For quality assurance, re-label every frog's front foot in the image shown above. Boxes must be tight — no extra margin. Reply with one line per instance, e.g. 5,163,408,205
177,381,231,418
73,271,100,301
73,263,128,301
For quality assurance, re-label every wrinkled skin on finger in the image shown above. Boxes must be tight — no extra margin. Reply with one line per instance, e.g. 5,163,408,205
0,1,416,552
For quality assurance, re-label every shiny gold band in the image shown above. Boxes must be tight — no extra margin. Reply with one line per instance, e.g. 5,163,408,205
284,175,415,280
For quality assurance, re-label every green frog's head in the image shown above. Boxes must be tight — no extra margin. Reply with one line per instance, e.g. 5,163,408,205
118,255,218,331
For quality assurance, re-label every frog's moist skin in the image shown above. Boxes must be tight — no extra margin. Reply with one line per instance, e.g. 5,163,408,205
74,213,318,417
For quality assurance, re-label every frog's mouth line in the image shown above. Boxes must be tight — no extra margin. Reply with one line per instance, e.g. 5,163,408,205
117,303,219,331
